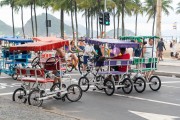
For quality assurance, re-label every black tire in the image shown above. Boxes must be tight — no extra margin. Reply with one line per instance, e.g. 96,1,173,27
50,83,62,100
31,57,40,68
122,78,133,94
12,88,27,103
12,73,18,80
104,79,115,96
134,77,146,93
95,76,104,90
149,76,161,91
28,89,43,106
66,84,83,102
78,77,89,92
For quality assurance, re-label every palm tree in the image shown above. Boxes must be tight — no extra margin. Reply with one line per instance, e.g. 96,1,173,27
0,0,16,37
38,0,50,37
14,0,25,38
145,0,173,35
115,0,134,36
133,0,143,36
176,2,180,14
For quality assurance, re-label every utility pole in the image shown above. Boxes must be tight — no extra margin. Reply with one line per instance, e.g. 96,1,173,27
104,0,107,38
156,0,162,39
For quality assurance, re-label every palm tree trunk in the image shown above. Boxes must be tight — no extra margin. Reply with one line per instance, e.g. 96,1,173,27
121,0,125,36
71,0,75,40
113,8,116,39
60,9,64,39
74,0,78,40
152,11,156,36
85,10,88,37
33,1,37,37
135,13,138,36
117,13,120,38
30,3,34,37
96,14,99,38
91,15,93,38
46,7,48,37
87,9,90,38
21,6,25,38
11,5,15,37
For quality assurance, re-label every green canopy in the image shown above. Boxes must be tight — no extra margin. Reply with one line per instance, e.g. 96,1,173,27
119,36,160,41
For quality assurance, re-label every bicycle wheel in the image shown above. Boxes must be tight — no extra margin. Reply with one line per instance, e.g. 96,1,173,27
12,73,18,80
95,76,104,90
104,79,115,96
66,84,82,102
78,77,89,92
50,83,61,100
149,76,161,91
31,57,40,68
28,89,43,106
12,88,27,103
122,78,133,94
134,77,146,93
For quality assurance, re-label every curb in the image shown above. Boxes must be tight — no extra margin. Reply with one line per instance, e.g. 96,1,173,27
155,71,180,78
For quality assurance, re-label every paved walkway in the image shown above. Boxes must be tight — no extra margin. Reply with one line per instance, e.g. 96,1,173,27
0,97,77,120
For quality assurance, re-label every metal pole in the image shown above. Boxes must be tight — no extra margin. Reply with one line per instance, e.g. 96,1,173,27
104,0,107,38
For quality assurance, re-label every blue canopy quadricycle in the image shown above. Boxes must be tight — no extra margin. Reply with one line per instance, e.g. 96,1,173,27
0,37,33,79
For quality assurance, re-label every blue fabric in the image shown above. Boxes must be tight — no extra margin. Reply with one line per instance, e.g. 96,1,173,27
83,56,89,65
79,46,85,51
0,38,33,43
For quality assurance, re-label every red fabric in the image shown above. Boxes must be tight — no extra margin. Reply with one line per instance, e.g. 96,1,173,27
112,53,130,72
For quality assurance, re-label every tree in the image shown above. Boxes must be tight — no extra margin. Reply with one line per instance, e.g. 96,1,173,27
133,0,143,36
14,0,26,38
145,0,173,35
0,0,16,37
176,2,180,14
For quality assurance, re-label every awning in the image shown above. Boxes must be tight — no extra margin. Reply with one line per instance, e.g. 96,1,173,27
85,38,139,48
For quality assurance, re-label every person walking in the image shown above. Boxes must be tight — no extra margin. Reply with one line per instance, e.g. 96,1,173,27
157,38,166,61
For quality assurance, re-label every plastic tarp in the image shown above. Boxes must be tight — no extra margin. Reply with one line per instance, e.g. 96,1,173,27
10,40,69,52
85,38,139,48
0,37,33,43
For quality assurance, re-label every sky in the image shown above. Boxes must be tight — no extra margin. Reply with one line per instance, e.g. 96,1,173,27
0,0,180,39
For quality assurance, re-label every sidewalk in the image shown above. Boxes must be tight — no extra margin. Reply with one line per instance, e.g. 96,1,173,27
0,97,78,120
155,58,180,77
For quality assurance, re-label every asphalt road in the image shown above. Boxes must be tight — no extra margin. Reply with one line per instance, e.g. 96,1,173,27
0,73,180,120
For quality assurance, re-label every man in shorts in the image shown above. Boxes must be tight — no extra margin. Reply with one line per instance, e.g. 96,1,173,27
157,38,166,61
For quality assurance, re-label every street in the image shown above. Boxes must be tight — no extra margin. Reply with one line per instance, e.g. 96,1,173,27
0,73,180,120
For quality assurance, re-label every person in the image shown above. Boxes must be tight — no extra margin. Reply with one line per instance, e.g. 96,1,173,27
83,43,96,71
142,38,157,79
94,45,104,67
126,40,134,58
157,38,166,61
52,48,66,84
67,40,82,69
133,39,143,57
170,41,173,57
78,37,85,51
172,40,177,58
111,48,130,72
